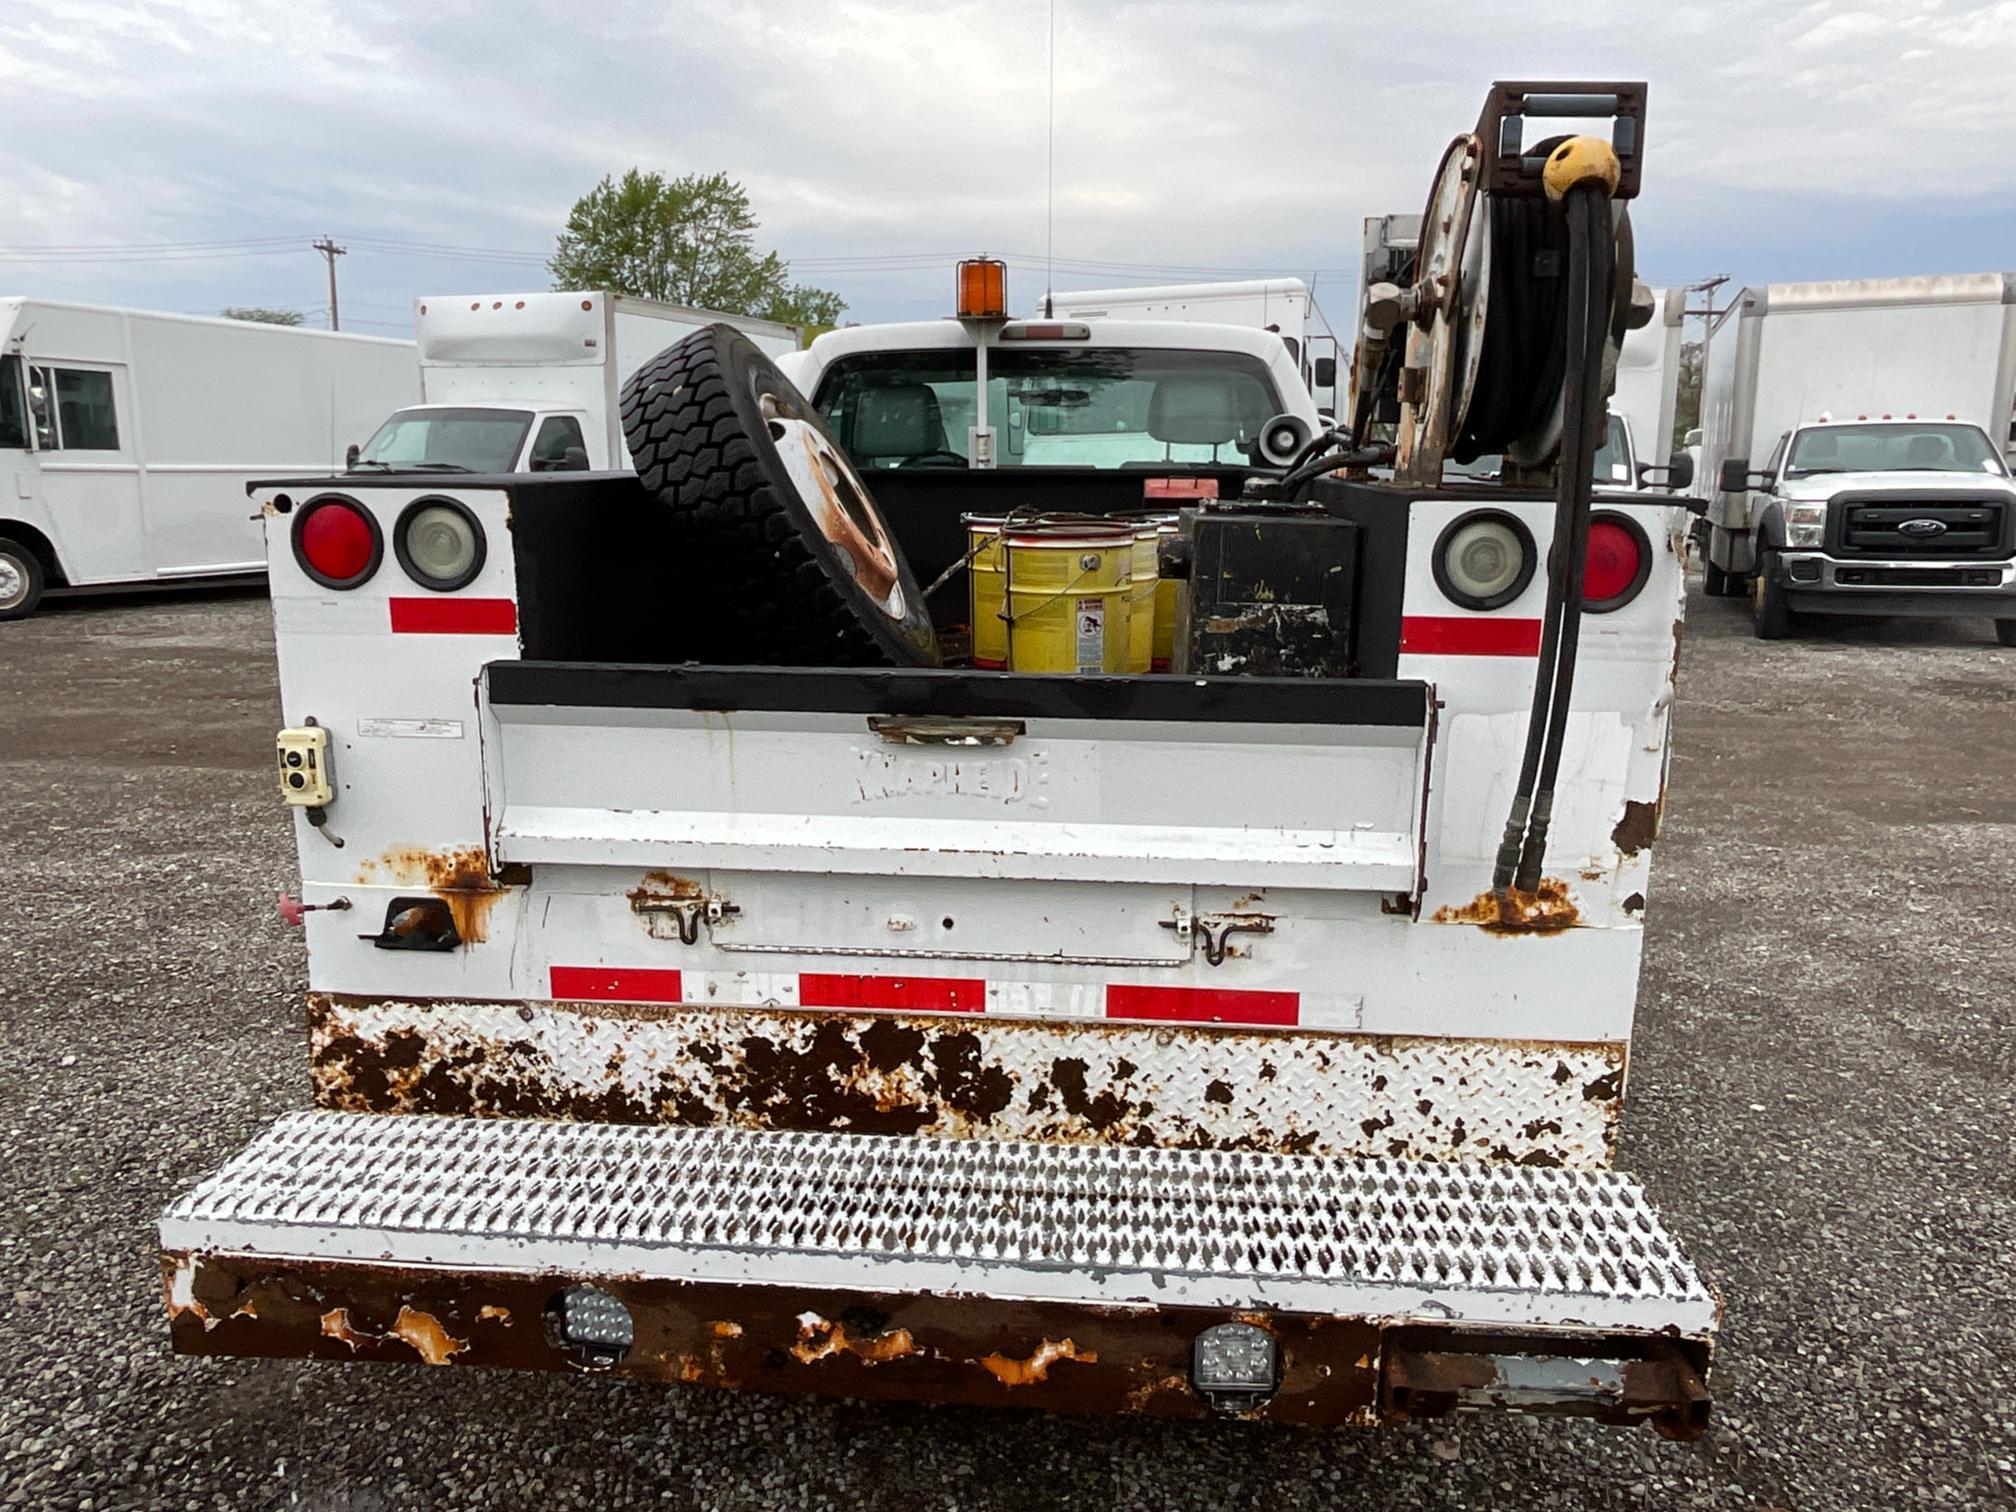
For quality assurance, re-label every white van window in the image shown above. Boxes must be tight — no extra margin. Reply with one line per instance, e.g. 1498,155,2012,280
0,357,26,449
529,415,589,471
45,367,120,450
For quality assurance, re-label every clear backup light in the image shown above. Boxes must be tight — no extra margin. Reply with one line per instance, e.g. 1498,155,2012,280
1434,510,1537,610
1784,499,1828,549
1192,1322,1279,1411
395,496,487,591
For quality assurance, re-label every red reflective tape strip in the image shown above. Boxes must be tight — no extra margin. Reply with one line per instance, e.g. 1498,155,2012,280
1105,985,1299,1028
389,597,518,635
1400,615,1542,656
549,965,683,1004
799,973,986,1014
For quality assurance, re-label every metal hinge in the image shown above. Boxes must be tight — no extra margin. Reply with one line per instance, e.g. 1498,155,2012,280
1160,907,1275,967
629,894,740,946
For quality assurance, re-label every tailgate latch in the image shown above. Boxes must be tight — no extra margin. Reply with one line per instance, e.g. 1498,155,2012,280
629,894,739,945
1161,907,1275,967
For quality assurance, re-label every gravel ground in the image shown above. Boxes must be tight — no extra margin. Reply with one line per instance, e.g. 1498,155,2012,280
2,583,2013,1511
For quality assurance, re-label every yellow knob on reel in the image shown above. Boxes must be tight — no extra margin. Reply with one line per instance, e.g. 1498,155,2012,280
1542,135,1622,201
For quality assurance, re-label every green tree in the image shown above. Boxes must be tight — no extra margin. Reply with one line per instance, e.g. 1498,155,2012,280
549,170,843,330
1672,340,1704,448
221,306,305,325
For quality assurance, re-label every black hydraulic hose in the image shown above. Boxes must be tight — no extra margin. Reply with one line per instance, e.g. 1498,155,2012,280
1279,442,1396,501
1511,184,1615,894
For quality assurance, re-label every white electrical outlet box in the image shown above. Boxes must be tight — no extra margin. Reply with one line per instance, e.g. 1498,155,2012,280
276,727,333,807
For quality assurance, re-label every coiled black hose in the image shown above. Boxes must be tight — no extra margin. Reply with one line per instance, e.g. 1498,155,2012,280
1490,181,1615,898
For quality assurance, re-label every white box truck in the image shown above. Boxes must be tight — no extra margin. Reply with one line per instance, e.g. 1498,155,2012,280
1698,272,2016,639
1613,286,1684,471
349,292,801,477
1041,279,1343,415
0,300,416,619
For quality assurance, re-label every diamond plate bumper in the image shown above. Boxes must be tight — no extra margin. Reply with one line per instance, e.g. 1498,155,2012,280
160,1113,1715,1432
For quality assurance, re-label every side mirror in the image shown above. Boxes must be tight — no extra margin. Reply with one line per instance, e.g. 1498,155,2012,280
1718,457,1752,493
1313,356,1338,388
1638,454,1695,491
344,442,361,469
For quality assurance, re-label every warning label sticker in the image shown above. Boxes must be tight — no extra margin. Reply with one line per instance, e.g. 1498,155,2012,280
1074,598,1105,674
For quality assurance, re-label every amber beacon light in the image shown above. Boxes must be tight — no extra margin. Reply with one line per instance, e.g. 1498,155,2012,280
957,257,1008,319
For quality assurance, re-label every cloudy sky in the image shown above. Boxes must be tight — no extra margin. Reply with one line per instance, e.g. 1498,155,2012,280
4,0,2013,336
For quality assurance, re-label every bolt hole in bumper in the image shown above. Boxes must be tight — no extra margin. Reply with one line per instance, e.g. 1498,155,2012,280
160,1113,1714,1436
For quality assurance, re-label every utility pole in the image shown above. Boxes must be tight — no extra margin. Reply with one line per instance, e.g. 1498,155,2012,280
312,237,347,331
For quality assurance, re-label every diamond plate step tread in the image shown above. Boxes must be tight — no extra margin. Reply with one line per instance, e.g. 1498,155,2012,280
161,1113,1717,1336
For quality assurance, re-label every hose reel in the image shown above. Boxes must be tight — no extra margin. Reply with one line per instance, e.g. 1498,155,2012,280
1359,83,1653,487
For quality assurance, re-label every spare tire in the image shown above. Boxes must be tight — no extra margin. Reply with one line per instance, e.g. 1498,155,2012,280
620,324,939,667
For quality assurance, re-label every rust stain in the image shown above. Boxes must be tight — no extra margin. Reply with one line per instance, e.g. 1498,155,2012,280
1611,800,1660,857
392,1305,467,1366
308,995,1624,1167
709,1320,744,1339
354,844,510,945
790,1315,918,1365
979,1337,1098,1386
320,1308,367,1350
1431,880,1581,934
628,870,705,906
477,1305,512,1324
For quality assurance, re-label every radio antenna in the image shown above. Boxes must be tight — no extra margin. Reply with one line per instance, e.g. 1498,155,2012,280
1045,0,1056,318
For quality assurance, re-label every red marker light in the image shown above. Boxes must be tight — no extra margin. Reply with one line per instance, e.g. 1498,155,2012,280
294,498,381,588
1583,516,1648,610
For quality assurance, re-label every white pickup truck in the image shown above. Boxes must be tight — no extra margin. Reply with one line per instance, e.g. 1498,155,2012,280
158,82,1717,1439
349,291,800,476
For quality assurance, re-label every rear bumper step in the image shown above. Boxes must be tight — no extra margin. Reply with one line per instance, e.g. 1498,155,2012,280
160,1113,1716,1433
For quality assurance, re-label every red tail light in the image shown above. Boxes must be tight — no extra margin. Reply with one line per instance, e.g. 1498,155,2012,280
293,496,382,589
1583,513,1650,612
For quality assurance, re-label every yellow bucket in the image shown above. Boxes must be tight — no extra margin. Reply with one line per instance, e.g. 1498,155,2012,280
1004,523,1133,674
963,514,1008,669
1111,511,1180,671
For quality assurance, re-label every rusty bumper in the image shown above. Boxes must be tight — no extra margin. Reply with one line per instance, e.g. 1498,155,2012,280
163,1252,1709,1435
157,1111,1715,1435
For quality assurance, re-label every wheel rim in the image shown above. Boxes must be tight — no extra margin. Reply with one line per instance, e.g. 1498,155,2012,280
0,552,26,611
763,412,905,620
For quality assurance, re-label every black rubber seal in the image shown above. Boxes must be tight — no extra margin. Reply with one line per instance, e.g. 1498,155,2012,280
487,661,1431,728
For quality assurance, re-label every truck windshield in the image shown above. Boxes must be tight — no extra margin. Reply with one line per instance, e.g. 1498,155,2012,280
1785,423,2006,477
1447,414,1634,484
813,348,1283,469
354,408,534,473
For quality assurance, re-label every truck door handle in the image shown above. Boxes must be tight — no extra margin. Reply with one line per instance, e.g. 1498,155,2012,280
868,715,1026,747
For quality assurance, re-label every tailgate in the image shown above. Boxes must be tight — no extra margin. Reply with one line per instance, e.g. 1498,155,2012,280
483,664,1432,892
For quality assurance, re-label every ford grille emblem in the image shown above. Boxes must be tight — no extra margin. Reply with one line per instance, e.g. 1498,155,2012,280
1897,518,1948,538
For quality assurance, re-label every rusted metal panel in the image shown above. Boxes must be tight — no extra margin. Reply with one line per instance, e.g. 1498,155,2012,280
164,1249,1384,1423
162,1251,1706,1434
309,993,1626,1166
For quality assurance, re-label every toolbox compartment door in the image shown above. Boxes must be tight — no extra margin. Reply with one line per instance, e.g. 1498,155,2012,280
483,664,1433,894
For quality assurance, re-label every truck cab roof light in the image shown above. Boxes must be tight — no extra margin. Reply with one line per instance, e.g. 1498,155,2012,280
957,258,1008,320
292,496,381,589
998,322,1090,341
